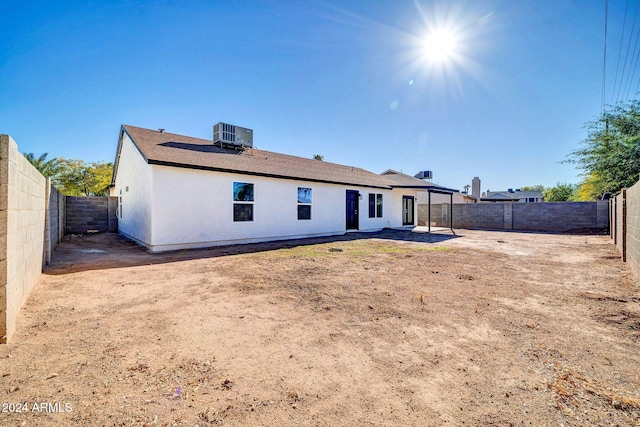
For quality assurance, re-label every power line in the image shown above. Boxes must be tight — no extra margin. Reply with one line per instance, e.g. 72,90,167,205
623,27,640,100
635,61,640,96
622,3,640,100
611,0,630,105
603,0,609,113
634,45,640,97
615,0,640,104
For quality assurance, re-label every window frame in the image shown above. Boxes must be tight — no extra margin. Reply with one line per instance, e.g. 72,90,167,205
376,193,383,217
369,193,383,218
233,182,255,222
297,187,312,220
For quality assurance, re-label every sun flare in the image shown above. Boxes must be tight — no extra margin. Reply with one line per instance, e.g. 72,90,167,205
406,2,486,93
422,28,457,63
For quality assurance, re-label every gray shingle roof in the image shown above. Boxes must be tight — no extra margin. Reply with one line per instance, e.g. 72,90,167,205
117,125,393,189
484,190,543,200
380,170,458,193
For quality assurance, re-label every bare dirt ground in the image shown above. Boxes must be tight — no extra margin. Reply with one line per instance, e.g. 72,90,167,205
1,228,639,426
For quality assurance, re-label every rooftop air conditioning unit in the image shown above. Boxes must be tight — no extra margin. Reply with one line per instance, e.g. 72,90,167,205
213,122,253,148
414,170,433,180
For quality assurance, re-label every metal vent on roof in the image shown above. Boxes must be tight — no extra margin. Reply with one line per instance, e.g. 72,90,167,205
414,170,433,180
213,122,253,148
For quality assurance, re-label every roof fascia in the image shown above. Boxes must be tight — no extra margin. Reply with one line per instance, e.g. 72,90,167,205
112,126,151,185
390,185,457,193
110,126,125,185
427,188,456,195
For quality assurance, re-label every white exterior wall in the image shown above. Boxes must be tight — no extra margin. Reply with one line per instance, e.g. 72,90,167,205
387,189,418,226
113,134,153,246
146,165,416,252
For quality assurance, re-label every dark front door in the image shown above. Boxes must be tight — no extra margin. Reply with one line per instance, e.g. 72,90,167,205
346,190,359,230
402,196,415,225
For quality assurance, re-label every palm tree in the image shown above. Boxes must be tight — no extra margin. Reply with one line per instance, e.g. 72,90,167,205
23,152,60,177
312,154,324,161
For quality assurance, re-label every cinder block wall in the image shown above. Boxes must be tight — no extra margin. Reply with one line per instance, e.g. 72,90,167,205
417,204,427,226
512,202,603,231
454,204,505,229
66,196,117,234
615,194,625,254
418,204,447,226
597,200,609,229
421,203,506,229
0,135,46,343
420,203,505,229
108,196,118,232
624,184,640,279
49,185,65,246
44,183,66,265
418,201,609,232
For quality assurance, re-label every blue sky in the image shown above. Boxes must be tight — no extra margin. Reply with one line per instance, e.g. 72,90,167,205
0,0,626,193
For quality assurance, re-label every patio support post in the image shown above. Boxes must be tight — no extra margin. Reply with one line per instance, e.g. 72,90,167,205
428,190,431,233
450,192,454,234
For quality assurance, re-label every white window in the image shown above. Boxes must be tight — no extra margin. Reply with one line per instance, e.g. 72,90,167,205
297,187,312,220
369,193,383,218
233,182,254,222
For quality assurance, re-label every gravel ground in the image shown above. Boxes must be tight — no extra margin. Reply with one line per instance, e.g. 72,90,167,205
0,229,638,426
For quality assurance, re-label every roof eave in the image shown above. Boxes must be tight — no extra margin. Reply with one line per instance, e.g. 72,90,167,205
147,159,392,190
112,125,151,185
389,185,457,193
110,126,126,186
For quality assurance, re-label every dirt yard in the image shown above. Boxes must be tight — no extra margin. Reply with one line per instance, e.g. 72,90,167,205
1,229,639,426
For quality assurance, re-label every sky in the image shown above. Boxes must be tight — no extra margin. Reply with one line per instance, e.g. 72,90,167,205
0,0,629,193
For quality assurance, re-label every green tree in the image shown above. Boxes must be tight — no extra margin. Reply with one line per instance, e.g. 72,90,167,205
567,100,640,199
89,162,114,195
53,159,113,196
312,154,324,161
574,172,607,201
542,183,577,201
520,185,546,192
22,152,60,177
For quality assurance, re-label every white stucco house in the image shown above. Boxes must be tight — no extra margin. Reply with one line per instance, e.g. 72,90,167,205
110,124,452,252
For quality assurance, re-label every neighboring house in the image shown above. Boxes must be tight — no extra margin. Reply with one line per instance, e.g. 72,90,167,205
110,125,446,252
458,193,477,203
481,189,543,202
